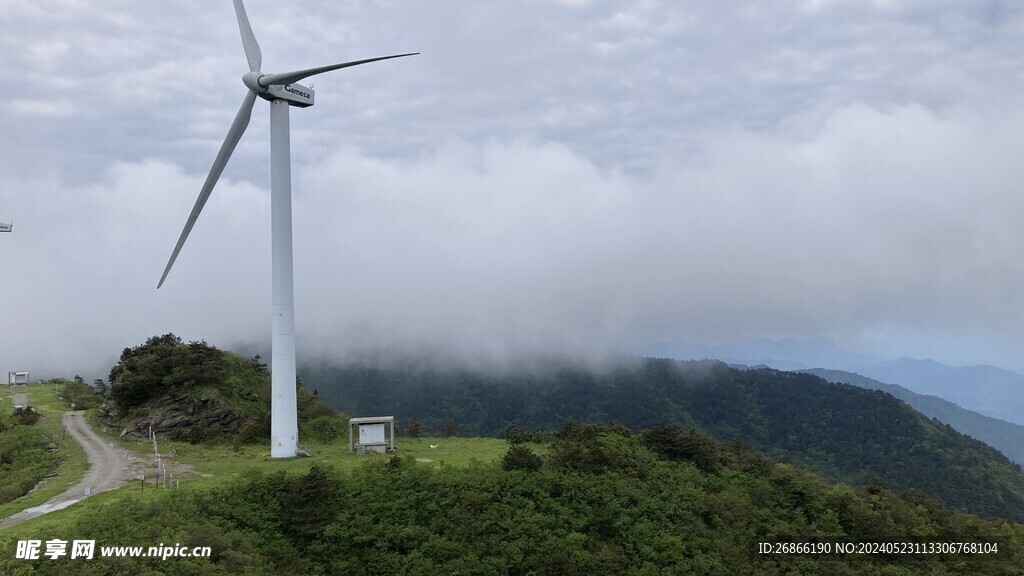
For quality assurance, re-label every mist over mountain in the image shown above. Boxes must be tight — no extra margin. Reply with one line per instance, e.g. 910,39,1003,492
650,337,879,371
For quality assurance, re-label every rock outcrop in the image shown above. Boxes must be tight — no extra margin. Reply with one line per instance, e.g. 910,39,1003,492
100,392,258,442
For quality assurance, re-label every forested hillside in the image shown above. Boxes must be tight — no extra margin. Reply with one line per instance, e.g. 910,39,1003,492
302,357,1024,520
2,424,1021,575
804,367,1024,467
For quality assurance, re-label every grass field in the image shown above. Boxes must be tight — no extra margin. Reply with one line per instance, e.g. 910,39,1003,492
0,384,523,537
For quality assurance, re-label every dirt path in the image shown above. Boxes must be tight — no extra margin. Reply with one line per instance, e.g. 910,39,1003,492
0,411,134,529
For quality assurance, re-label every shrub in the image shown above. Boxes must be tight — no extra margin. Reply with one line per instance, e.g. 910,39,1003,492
549,422,655,476
0,425,52,504
641,424,720,472
302,414,346,443
503,446,543,472
237,413,271,444
531,430,559,444
17,407,40,426
560,421,631,441
504,425,532,444
58,378,102,410
109,334,229,411
297,385,334,421
281,465,340,539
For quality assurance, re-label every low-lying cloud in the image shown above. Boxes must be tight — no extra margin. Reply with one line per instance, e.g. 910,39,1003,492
4,101,1023,377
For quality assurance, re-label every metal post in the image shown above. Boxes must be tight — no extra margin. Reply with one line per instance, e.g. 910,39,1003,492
270,98,298,458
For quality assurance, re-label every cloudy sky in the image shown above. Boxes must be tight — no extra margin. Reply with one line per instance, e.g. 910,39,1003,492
2,0,1023,378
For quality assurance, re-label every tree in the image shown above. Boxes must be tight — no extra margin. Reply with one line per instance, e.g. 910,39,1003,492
442,420,456,439
641,424,720,472
405,420,422,439
62,378,102,410
502,446,542,471
504,424,532,444
252,354,268,374
280,465,340,540
93,379,107,395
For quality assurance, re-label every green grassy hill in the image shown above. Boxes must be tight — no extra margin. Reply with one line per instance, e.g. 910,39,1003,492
0,384,90,514
1,423,1022,575
0,416,56,506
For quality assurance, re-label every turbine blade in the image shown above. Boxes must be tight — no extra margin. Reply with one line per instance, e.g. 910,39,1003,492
158,90,258,289
233,0,262,72
259,53,418,87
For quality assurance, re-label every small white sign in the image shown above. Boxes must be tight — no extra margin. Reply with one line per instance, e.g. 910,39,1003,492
359,423,385,444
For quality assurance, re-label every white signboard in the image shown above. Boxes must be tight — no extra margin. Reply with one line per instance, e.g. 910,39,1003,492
359,423,385,445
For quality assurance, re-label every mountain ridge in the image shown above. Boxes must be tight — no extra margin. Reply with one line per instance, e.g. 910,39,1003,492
302,356,1024,519
801,367,1024,467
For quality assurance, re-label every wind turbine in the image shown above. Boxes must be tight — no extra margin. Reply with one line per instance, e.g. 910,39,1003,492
158,0,416,458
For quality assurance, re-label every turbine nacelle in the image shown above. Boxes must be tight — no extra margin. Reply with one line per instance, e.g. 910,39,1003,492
264,82,314,108
243,70,315,108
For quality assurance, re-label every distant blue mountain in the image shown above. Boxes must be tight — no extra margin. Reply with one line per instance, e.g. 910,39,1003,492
855,359,1024,426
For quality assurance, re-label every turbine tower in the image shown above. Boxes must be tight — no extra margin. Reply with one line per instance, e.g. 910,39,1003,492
158,0,416,458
